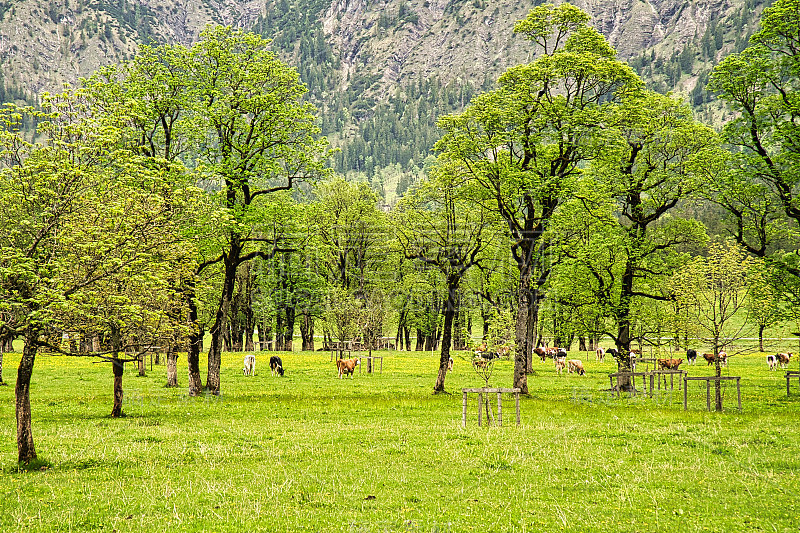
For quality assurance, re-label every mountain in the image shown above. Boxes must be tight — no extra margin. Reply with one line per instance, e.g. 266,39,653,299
0,0,772,199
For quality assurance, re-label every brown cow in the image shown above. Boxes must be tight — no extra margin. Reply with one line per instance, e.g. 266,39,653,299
534,347,547,362
777,352,793,369
336,358,360,379
703,352,728,367
657,358,683,370
554,356,567,375
567,359,585,375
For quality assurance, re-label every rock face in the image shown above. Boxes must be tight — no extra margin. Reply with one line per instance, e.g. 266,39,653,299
0,0,751,103
320,0,744,99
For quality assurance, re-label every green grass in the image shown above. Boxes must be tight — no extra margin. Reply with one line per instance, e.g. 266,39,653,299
1,348,799,532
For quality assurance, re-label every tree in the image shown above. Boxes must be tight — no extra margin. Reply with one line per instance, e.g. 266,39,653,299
708,0,800,283
394,166,500,393
671,242,763,411
87,27,330,395
0,95,198,461
585,93,717,378
435,3,641,393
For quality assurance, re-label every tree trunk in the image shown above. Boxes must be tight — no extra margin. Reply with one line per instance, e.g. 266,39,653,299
300,309,314,351
758,324,765,352
579,336,587,351
514,271,531,394
258,319,272,351
166,348,179,388
185,285,203,396
0,349,4,385
434,278,458,393
284,305,296,352
138,353,146,377
207,247,240,394
111,357,124,418
16,334,37,463
415,328,425,351
525,300,537,373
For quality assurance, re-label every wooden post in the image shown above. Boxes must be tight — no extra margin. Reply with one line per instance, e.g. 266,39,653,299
683,377,688,410
706,380,711,411
462,391,468,428
478,392,483,427
737,377,742,411
788,374,791,396
515,392,520,427
497,392,503,427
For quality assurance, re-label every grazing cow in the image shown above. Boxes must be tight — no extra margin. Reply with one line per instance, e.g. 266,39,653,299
686,349,697,365
269,356,284,377
535,347,547,362
242,354,256,376
554,356,567,375
336,358,360,379
595,347,605,362
767,354,777,371
606,348,620,361
474,341,487,355
473,357,490,369
567,359,586,375
777,352,793,369
447,357,454,372
657,358,683,370
703,352,728,367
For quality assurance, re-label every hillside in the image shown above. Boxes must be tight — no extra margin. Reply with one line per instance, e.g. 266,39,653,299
0,0,772,198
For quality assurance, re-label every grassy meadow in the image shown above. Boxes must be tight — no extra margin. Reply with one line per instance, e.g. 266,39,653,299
1,345,799,532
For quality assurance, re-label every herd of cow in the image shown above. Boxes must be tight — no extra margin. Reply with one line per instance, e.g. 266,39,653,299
469,344,795,377
237,346,794,380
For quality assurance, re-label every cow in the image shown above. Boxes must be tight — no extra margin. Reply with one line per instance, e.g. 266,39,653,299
777,352,793,369
554,356,567,375
269,356,284,377
657,358,683,370
447,357,454,372
703,352,728,367
595,347,605,362
686,349,697,365
606,348,620,361
242,354,255,376
497,346,511,358
767,353,777,371
336,358,359,379
474,341,487,356
535,347,548,362
567,359,586,376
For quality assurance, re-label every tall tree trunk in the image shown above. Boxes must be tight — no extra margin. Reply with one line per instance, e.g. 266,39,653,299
275,311,286,351
514,270,531,394
185,282,203,396
207,245,241,395
615,263,635,391
16,333,37,463
111,357,124,418
415,328,425,351
525,299,537,373
758,324,765,352
284,304,296,352
166,347,179,388
300,309,314,351
434,278,458,393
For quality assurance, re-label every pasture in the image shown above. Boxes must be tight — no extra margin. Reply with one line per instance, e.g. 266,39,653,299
1,347,799,532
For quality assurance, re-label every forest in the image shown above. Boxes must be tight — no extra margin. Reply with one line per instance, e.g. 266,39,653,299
1,0,799,468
